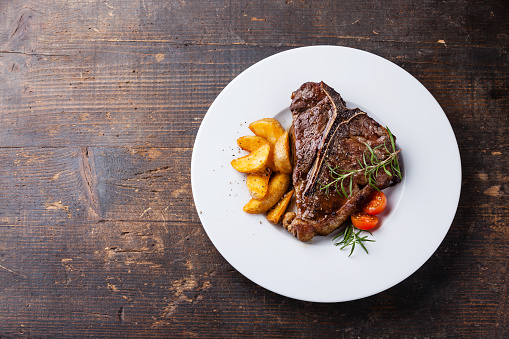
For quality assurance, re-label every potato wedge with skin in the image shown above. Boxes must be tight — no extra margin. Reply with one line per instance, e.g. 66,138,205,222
266,155,277,172
231,143,270,173
248,118,286,145
237,135,268,152
243,173,291,214
246,167,272,200
274,131,292,174
248,119,285,172
267,189,294,224
236,136,276,172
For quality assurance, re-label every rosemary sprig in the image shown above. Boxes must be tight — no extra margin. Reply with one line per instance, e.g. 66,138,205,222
332,224,375,256
320,127,402,197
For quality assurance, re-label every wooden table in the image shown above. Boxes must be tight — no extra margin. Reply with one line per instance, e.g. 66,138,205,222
0,0,507,337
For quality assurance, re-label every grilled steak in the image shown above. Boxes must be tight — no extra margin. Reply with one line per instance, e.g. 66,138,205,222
284,82,401,242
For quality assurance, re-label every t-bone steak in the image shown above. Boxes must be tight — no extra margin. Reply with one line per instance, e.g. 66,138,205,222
283,81,401,242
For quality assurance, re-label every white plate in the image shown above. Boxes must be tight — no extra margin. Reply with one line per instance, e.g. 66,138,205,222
191,46,461,303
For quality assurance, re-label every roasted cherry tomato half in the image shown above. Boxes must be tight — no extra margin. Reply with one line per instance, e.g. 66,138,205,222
351,212,378,230
362,191,387,215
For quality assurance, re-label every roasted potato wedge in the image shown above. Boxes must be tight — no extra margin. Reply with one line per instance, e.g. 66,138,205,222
243,173,291,214
246,167,272,200
274,131,292,174
237,135,268,152
248,119,285,172
248,118,286,145
231,143,270,173
267,189,294,224
237,135,276,171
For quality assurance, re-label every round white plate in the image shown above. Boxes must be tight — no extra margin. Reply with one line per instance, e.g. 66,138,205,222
191,46,461,303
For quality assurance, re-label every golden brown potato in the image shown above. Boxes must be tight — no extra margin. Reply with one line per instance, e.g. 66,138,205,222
246,167,272,200
248,118,286,145
237,135,276,171
243,173,291,214
267,189,294,224
231,143,270,173
248,119,286,172
237,135,268,152
273,130,292,174
266,156,277,173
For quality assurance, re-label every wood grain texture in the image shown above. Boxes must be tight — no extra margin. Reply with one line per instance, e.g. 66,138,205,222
0,0,507,337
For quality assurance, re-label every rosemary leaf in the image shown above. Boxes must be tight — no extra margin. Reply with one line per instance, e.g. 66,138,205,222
382,163,392,176
333,224,375,256
349,176,353,196
358,239,368,254
349,242,356,257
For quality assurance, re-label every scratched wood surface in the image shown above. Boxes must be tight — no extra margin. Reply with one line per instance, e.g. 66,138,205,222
0,0,507,337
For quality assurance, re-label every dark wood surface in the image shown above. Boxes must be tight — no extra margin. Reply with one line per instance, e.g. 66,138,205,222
0,0,507,337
